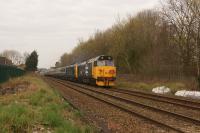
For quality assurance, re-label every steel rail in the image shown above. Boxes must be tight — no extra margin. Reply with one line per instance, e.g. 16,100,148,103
47,77,187,133
108,88,200,111
62,80,200,125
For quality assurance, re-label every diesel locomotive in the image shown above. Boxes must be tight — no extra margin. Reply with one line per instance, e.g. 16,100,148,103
46,55,116,87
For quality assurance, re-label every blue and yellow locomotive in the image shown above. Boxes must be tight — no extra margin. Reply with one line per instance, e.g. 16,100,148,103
46,55,116,87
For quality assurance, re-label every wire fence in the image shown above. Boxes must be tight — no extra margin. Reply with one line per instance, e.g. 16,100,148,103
0,64,25,83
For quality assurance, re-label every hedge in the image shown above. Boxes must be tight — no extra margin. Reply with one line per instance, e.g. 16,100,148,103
0,64,25,83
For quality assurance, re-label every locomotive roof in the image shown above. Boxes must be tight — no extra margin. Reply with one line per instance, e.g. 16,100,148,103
88,55,111,62
77,55,102,65
72,55,113,66
77,55,113,65
66,64,75,68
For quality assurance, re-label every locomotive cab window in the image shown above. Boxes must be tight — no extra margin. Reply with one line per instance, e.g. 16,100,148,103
97,56,114,66
106,60,114,66
97,60,114,66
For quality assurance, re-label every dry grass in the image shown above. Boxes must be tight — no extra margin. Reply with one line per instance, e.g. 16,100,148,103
116,74,196,94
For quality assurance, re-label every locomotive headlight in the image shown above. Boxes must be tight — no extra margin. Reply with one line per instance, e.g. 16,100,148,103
109,70,115,74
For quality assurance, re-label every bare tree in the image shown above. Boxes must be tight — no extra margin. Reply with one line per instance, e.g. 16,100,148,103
1,50,24,65
22,52,30,63
60,53,73,66
161,0,198,76
188,0,200,87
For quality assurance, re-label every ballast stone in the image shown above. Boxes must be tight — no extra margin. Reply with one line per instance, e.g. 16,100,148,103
152,86,171,94
175,90,200,99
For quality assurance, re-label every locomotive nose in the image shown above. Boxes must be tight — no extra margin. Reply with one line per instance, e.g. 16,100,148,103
96,66,116,77
103,68,116,76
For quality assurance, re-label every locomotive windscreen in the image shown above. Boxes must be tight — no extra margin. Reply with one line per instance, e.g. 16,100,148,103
97,56,114,66
98,56,113,60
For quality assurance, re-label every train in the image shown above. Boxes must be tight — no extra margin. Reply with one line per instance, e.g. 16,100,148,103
45,55,116,87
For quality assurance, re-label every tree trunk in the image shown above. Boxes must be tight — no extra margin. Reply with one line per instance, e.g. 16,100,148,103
196,22,200,89
124,54,132,74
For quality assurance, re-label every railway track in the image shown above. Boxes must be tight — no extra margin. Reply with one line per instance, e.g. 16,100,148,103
63,80,200,111
46,77,200,133
109,88,200,111
60,80,200,123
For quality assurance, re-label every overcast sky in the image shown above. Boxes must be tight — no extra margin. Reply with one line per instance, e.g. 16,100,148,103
0,0,159,68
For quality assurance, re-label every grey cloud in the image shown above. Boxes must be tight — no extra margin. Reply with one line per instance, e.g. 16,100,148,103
0,0,159,68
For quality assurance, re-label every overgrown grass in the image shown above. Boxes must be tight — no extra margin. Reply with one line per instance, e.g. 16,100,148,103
0,74,95,133
0,103,34,133
42,104,64,127
116,81,186,94
29,89,54,106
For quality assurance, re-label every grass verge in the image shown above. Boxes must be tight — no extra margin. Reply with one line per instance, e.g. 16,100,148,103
0,74,95,133
116,77,187,94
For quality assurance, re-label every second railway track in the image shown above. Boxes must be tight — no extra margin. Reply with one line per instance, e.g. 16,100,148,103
109,88,200,111
46,77,200,133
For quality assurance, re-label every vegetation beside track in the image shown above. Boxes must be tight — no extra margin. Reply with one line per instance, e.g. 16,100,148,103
116,81,185,94
116,75,188,94
0,64,25,83
0,74,94,133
